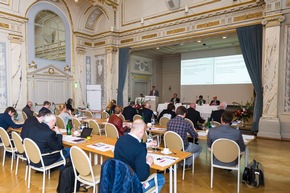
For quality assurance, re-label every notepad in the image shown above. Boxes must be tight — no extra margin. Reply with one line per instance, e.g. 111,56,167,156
147,153,178,167
87,142,114,152
62,135,86,144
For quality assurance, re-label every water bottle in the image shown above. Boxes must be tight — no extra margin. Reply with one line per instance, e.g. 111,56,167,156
147,127,153,143
151,114,155,126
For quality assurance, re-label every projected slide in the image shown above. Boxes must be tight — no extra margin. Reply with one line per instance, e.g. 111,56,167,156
181,54,251,85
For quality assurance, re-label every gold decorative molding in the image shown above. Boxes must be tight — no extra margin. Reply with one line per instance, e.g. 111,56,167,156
8,34,23,43
0,0,10,6
76,47,86,54
196,21,220,29
233,12,263,22
287,0,290,7
94,41,106,46
121,38,134,44
0,22,9,29
166,28,186,35
88,0,118,9
105,46,117,53
261,14,285,27
142,34,157,40
84,42,93,46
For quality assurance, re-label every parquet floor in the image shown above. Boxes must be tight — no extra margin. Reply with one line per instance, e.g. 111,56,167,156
0,138,290,193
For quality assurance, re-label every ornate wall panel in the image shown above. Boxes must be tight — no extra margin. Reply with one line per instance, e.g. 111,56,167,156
284,25,290,112
0,42,7,108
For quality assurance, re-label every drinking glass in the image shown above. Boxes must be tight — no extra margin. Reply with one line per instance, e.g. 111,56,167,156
152,135,159,151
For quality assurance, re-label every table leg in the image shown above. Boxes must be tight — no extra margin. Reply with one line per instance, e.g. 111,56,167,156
174,164,177,193
94,154,98,165
169,165,173,193
244,146,249,166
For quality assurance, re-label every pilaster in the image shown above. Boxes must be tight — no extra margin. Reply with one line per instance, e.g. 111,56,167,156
75,46,86,108
105,46,118,104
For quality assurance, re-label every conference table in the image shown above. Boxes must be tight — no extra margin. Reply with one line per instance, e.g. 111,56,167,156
63,134,190,193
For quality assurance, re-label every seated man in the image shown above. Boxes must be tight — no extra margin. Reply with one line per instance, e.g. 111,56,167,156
139,102,155,124
26,113,69,167
196,95,206,105
114,119,165,192
167,106,202,169
22,101,34,118
170,93,180,104
210,96,220,106
207,111,245,166
39,101,52,115
157,103,176,122
186,103,205,130
209,101,227,123
122,101,137,122
108,105,130,136
0,107,23,131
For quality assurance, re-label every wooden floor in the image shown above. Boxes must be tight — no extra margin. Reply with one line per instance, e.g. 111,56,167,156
1,138,290,193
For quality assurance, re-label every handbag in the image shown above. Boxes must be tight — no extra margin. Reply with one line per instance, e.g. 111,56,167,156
242,159,264,188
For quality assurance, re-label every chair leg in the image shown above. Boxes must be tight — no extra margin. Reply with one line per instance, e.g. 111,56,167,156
25,165,28,181
210,166,213,188
182,159,185,180
15,156,19,175
10,152,14,171
93,184,96,193
74,178,77,193
28,167,31,188
48,169,51,179
2,149,6,166
237,168,240,193
192,154,194,174
42,171,46,193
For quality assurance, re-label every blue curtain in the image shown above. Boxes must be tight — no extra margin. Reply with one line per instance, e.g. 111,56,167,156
237,24,263,132
117,47,130,106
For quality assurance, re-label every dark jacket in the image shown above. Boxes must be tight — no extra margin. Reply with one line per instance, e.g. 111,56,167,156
157,109,176,122
186,108,205,129
170,97,180,104
122,106,137,122
21,116,40,139
0,112,23,131
210,109,225,123
22,105,34,118
38,107,51,115
139,108,154,124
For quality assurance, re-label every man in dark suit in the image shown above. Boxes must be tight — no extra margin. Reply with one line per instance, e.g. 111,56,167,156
170,93,180,104
26,113,69,167
38,101,52,115
149,86,159,97
122,101,137,122
139,102,154,124
196,95,206,105
210,96,220,106
209,101,227,123
22,101,34,118
186,103,205,130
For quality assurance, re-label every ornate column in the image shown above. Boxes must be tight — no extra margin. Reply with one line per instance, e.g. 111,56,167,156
258,14,285,139
105,46,118,104
75,47,86,108
8,34,25,110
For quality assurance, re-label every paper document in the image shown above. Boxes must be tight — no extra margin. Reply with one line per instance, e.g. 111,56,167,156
62,135,86,143
198,130,208,136
87,142,114,152
242,134,255,142
147,153,178,167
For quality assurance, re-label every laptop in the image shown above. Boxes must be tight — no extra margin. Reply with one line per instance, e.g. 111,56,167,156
80,127,93,138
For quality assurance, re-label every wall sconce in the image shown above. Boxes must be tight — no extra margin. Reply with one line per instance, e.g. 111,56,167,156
141,18,144,25
28,61,37,69
168,85,172,91
185,5,189,13
64,65,71,72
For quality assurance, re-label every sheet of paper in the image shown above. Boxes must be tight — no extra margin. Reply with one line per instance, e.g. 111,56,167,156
62,135,85,143
198,130,208,136
242,134,255,142
87,142,114,152
147,153,178,167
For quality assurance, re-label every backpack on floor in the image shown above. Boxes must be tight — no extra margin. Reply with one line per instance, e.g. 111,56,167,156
57,162,80,193
242,159,265,188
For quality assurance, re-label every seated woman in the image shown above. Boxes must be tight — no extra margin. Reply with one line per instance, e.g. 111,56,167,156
157,103,176,122
108,105,129,136
57,104,73,126
106,99,116,115
66,98,75,114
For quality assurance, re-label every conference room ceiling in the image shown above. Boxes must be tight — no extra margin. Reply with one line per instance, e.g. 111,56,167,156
132,33,240,58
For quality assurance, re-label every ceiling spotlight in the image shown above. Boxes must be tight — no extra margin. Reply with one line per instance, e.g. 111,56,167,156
222,36,227,39
197,40,202,43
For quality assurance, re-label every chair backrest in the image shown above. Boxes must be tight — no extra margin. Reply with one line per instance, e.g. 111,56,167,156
56,116,66,128
212,121,221,128
11,131,25,154
211,138,240,163
119,114,125,122
22,111,28,121
72,118,81,129
0,127,13,149
184,118,194,129
33,112,38,117
89,120,101,135
70,146,95,182
133,114,142,121
105,123,119,138
142,130,148,143
99,159,143,193
101,111,110,119
159,116,170,126
84,110,93,118
164,131,184,151
23,138,43,166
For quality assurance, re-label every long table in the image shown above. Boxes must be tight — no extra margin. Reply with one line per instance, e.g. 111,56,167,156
63,134,190,193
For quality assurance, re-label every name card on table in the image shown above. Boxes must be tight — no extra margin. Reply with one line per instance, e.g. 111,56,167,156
87,142,114,152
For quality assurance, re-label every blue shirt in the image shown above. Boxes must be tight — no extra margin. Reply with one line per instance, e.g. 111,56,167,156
0,112,23,131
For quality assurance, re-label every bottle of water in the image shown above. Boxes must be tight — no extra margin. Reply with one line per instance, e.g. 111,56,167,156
151,114,155,126
147,127,153,143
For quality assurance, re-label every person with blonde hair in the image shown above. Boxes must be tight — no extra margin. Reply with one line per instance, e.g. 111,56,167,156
57,104,72,126
106,99,116,115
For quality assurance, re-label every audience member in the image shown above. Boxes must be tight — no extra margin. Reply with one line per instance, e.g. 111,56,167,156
210,96,220,106
196,95,206,105
57,104,73,126
186,103,205,130
22,101,34,118
149,86,159,97
0,107,23,131
108,105,130,136
139,102,154,124
106,99,116,115
207,111,245,166
209,101,227,123
26,113,70,167
114,119,165,192
157,103,176,122
66,98,74,114
21,109,47,139
167,106,202,169
39,101,52,115
122,101,137,122
170,93,180,104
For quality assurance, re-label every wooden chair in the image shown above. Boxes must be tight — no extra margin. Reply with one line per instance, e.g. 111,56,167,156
70,146,101,193
22,111,28,121
104,123,119,139
88,120,102,135
211,121,221,128
23,138,65,193
101,111,110,119
159,116,170,126
33,112,38,117
119,114,125,122
184,118,194,129
11,131,28,180
0,127,16,171
84,110,93,118
210,138,241,193
133,114,142,121
164,131,194,180
72,118,81,129
56,116,66,128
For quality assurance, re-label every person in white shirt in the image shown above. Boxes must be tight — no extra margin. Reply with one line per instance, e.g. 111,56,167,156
56,104,72,126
